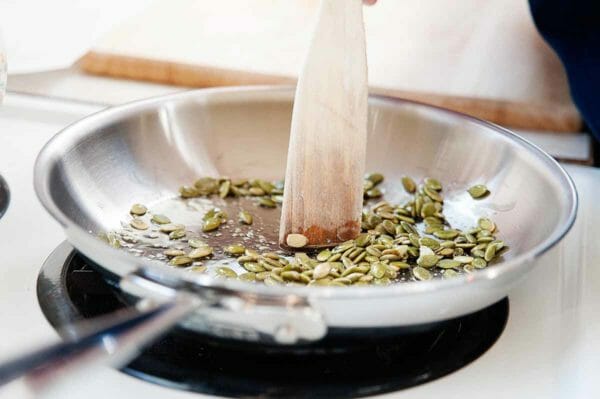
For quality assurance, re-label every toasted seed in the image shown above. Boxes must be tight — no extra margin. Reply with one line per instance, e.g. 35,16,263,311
390,261,410,269
417,254,440,268
420,202,437,218
216,267,237,278
313,263,332,280
468,184,489,199
424,177,442,191
454,255,474,264
473,258,487,269
189,265,207,273
170,256,193,266
224,244,245,256
255,271,270,281
164,249,185,257
413,266,432,281
424,186,443,202
370,262,387,278
258,198,277,208
443,269,460,279
282,271,302,281
464,264,475,273
130,204,147,216
189,239,207,248
286,233,309,248
159,223,185,233
194,177,218,195
249,187,265,196
219,180,231,198
238,210,253,225
188,247,213,259
478,218,496,232
401,176,416,193
382,220,396,235
239,272,256,282
433,229,459,240
366,188,383,198
366,173,384,185
202,218,221,232
179,186,199,198
484,244,497,262
130,218,148,230
169,229,186,239
419,237,441,250
243,262,265,273
151,214,171,224
437,259,462,269
316,249,331,262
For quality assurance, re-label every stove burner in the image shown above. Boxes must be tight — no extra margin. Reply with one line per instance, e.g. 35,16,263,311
37,243,509,398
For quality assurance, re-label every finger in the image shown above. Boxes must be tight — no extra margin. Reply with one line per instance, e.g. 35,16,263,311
363,0,377,5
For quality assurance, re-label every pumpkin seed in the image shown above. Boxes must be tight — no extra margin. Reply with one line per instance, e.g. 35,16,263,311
130,204,147,216
130,219,148,230
219,180,231,198
216,267,237,278
170,256,192,266
194,177,219,195
370,262,387,278
401,176,416,193
443,269,460,279
179,186,199,198
424,186,443,202
413,266,432,281
151,214,171,225
238,210,253,225
484,244,497,262
424,177,442,191
258,198,277,208
478,218,496,232
286,233,308,248
188,239,207,248
366,173,384,185
159,223,185,233
239,272,256,282
454,256,474,264
164,249,185,257
473,257,487,268
243,262,265,273
224,244,245,256
366,188,383,198
202,218,221,232
433,229,459,240
189,247,213,259
437,259,462,269
468,184,489,199
169,229,186,240
317,249,331,262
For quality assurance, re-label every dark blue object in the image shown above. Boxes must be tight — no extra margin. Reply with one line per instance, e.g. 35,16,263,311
529,0,600,139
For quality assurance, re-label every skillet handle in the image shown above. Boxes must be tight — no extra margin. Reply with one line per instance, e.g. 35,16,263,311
120,268,328,345
0,293,198,389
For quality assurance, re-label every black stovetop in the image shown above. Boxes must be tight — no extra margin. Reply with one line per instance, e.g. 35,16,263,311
37,247,509,398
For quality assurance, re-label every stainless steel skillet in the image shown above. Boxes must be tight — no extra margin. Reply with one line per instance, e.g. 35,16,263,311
31,86,576,347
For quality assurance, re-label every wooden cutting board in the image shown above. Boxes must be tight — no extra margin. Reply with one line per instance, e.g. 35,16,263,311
79,0,581,132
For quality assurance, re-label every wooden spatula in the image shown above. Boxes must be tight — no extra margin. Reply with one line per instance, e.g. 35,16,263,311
279,0,368,249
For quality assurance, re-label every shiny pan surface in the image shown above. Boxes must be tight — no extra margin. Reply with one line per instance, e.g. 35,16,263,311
34,87,577,336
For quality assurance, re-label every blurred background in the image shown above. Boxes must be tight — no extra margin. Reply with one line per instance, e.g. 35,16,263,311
0,0,594,163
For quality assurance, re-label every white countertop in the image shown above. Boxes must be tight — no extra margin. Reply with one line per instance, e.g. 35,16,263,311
0,92,598,398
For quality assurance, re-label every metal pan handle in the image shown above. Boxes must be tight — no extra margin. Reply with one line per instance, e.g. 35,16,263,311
120,267,328,345
0,292,198,389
